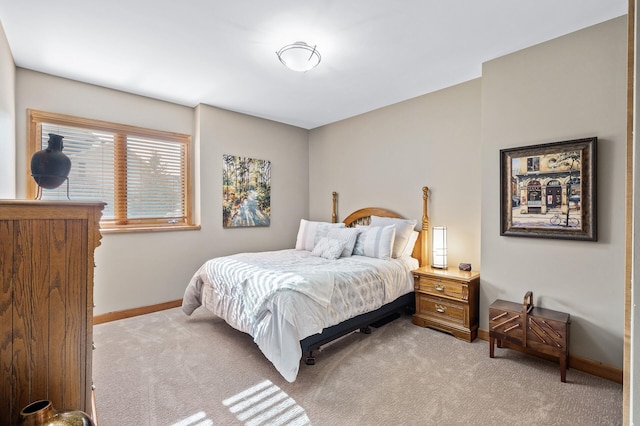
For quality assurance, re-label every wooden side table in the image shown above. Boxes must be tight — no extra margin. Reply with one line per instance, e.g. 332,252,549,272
411,266,480,342
489,292,570,382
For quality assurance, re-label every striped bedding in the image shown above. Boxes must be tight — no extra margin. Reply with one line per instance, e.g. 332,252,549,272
182,249,417,382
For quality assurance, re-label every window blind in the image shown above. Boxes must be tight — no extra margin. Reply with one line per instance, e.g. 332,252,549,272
34,115,191,230
39,123,117,219
125,135,186,221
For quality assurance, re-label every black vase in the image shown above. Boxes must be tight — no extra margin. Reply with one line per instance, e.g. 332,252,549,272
31,133,72,190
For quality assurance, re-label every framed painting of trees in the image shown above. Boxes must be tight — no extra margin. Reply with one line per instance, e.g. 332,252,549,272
223,154,271,228
500,137,597,241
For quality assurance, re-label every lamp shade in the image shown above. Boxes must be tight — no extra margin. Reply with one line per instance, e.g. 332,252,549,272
276,42,321,72
432,226,447,269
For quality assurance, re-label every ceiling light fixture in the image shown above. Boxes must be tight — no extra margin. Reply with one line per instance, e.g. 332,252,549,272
276,42,321,72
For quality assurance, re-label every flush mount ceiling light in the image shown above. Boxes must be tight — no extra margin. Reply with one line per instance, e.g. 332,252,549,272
276,42,321,72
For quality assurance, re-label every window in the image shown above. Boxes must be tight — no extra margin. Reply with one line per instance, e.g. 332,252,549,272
27,109,196,233
526,157,540,173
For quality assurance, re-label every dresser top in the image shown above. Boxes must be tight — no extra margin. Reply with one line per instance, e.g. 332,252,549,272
0,199,106,207
0,200,105,221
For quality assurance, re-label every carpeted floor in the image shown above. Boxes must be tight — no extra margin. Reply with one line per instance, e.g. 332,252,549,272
93,307,622,426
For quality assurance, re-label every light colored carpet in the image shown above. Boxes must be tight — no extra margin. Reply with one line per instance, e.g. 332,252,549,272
93,308,622,426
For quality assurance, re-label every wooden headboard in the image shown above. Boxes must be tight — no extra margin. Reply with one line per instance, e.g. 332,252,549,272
331,187,430,266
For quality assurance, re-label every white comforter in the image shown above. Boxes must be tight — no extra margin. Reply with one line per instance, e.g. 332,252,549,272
182,249,417,382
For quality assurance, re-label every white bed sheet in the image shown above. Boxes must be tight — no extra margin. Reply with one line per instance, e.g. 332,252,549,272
182,249,417,382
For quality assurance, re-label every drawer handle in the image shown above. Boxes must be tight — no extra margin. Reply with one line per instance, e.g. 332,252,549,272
434,284,446,292
435,304,446,313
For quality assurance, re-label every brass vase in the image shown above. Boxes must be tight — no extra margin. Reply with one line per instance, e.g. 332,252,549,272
19,400,94,426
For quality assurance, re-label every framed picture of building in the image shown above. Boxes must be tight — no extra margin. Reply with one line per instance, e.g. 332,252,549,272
500,137,597,241
223,154,271,228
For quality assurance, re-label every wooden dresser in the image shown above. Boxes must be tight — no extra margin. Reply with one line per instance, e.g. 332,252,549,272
412,266,480,342
0,201,104,425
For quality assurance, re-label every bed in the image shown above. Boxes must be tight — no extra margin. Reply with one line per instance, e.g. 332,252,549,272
182,187,430,382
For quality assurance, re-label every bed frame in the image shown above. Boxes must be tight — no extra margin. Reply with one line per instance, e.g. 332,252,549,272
300,186,430,365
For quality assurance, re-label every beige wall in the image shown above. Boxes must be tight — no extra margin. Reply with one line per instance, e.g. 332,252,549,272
309,16,627,370
194,103,309,256
14,70,309,315
0,20,15,199
309,79,483,269
481,16,627,368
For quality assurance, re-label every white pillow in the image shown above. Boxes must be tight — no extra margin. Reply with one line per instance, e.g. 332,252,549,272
352,225,395,260
327,227,361,257
311,237,345,260
369,215,417,258
401,230,419,257
295,219,345,251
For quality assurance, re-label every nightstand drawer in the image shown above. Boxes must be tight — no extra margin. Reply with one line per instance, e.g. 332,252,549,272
416,294,466,326
415,276,468,301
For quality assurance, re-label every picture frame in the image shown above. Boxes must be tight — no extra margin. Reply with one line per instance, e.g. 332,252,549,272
500,137,597,241
223,154,271,228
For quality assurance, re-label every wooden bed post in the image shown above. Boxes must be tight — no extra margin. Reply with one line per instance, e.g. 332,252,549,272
422,186,430,267
332,191,338,223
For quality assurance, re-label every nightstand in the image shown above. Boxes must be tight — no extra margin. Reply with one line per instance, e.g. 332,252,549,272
411,266,480,342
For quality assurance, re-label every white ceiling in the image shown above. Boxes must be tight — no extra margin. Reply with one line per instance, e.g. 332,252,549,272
0,1,628,129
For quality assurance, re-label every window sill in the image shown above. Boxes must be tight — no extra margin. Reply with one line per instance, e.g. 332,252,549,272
100,224,201,234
